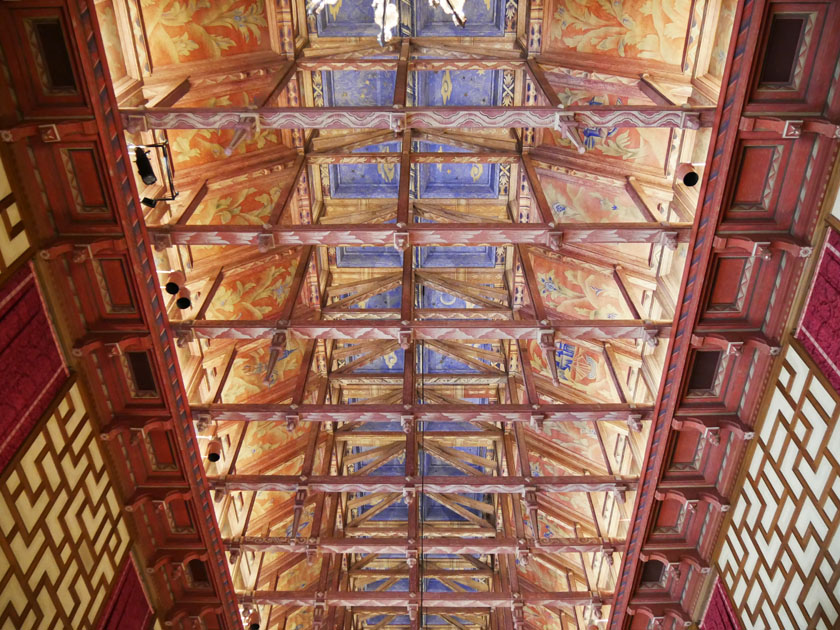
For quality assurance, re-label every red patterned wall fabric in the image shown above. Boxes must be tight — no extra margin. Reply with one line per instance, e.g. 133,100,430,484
702,578,742,630
0,263,67,472
797,229,840,393
96,558,153,630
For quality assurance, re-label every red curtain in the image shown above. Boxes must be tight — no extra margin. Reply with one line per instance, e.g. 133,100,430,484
797,228,840,393
701,579,742,630
0,263,67,472
97,558,153,630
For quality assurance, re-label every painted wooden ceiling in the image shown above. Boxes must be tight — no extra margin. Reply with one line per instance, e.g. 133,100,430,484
94,0,738,628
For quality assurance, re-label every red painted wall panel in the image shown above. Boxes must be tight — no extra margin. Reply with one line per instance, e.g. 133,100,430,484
0,263,67,472
796,228,840,393
702,579,742,630
96,558,153,630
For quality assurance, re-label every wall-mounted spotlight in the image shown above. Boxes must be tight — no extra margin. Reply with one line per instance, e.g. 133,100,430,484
129,135,179,208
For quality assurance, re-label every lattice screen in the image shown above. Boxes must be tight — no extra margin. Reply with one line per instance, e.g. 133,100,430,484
0,381,131,629
717,341,840,630
0,155,29,275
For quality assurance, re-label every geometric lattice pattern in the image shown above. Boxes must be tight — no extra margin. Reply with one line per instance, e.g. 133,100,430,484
0,381,131,630
0,158,29,274
717,341,840,630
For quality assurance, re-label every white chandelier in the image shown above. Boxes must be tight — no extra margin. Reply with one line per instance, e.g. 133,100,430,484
372,0,399,45
374,0,467,46
306,0,468,48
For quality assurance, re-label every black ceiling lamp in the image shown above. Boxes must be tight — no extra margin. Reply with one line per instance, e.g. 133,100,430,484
129,135,179,209
133,147,156,185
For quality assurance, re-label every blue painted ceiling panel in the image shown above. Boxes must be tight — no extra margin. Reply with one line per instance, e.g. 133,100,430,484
322,70,397,107
414,70,502,107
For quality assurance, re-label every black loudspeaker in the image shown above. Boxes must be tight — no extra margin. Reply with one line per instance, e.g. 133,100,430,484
682,171,699,187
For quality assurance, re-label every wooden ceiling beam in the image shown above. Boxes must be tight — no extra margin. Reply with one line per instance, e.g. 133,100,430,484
351,567,494,578
149,221,690,247
173,317,668,343
260,59,299,108
412,130,517,153
236,590,608,609
227,536,621,555
523,59,563,110
267,155,306,225
394,40,410,109
310,130,397,153
191,402,652,423
214,474,634,494
307,151,520,164
122,105,713,132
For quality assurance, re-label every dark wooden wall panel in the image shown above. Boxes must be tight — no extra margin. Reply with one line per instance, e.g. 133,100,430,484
747,1,840,113
0,6,91,118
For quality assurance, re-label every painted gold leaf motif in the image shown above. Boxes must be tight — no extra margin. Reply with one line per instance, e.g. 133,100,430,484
145,0,269,66
440,70,453,105
547,0,690,64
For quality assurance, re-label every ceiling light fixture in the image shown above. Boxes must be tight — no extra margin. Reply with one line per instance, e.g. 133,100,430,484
128,135,180,209
372,0,398,46
132,147,156,185
306,0,339,16
430,0,467,27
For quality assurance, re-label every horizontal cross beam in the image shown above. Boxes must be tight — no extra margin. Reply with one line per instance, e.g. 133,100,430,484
190,402,652,424
227,536,620,555
174,319,668,342
122,106,712,132
348,568,493,577
211,474,634,494
306,151,520,164
296,59,528,71
149,223,690,248
237,591,609,607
